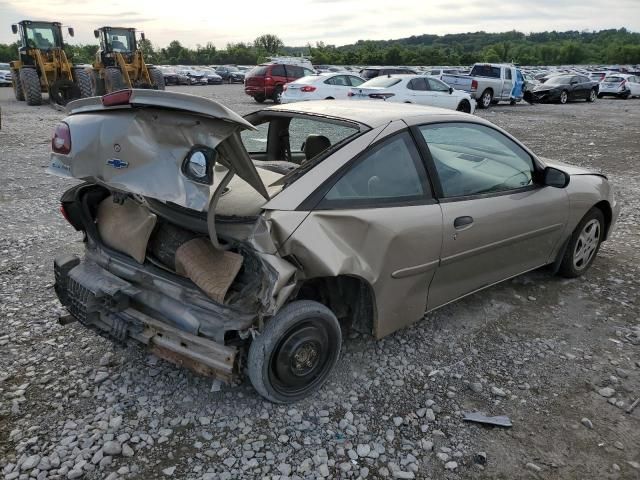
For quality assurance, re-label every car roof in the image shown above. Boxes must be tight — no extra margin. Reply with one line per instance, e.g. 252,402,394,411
263,100,468,129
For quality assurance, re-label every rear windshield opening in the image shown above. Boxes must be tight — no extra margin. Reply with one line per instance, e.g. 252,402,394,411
605,76,624,83
361,69,379,80
248,66,268,77
470,65,501,78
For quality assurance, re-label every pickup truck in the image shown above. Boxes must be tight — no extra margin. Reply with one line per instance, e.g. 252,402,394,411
441,63,524,108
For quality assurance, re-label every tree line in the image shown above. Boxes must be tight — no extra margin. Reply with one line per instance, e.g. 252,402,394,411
1,29,638,66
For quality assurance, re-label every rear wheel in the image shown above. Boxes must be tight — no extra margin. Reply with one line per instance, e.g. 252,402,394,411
20,68,42,106
559,90,568,104
478,89,493,108
248,300,342,403
73,67,92,98
558,208,604,278
586,88,597,102
254,95,265,103
12,71,24,101
597,93,603,99
104,68,125,93
149,68,165,90
456,100,471,113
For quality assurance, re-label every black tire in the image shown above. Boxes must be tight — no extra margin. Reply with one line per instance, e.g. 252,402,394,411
597,93,603,99
586,88,597,102
558,207,605,278
254,95,266,103
73,67,92,98
558,90,568,104
148,68,165,90
272,85,283,104
478,89,493,109
456,100,471,113
20,68,42,106
104,68,125,93
509,99,517,106
90,70,106,96
12,71,24,101
247,300,342,403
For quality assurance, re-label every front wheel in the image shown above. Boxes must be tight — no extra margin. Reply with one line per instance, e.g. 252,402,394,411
73,67,92,98
12,72,24,101
558,208,604,278
272,85,283,104
559,90,568,104
586,89,597,102
247,300,342,403
148,68,165,90
20,68,42,106
456,100,471,113
478,89,493,109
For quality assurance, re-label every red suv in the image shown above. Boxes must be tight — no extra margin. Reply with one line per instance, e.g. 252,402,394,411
244,63,315,103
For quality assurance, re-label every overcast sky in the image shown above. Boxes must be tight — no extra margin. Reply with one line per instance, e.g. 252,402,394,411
1,0,639,48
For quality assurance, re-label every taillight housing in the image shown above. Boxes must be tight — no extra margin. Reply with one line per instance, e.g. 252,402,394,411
52,122,71,155
471,79,478,92
101,89,132,106
300,85,317,92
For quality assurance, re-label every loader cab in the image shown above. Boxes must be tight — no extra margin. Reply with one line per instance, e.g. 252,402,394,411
11,21,70,64
95,27,138,66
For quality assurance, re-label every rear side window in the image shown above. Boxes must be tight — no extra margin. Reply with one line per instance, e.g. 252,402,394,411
320,132,430,208
408,78,428,91
348,76,365,87
286,65,304,78
325,75,349,86
505,69,512,80
426,78,450,92
271,64,286,76
361,69,379,79
240,122,269,153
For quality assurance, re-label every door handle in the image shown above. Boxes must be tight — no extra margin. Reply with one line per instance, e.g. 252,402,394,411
454,216,474,229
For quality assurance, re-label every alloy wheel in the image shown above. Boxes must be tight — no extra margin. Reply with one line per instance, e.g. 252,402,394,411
573,219,600,270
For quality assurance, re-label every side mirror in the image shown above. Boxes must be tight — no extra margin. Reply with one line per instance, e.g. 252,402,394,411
140,32,145,41
94,30,99,38
68,27,74,37
542,166,570,188
11,24,18,34
449,87,454,94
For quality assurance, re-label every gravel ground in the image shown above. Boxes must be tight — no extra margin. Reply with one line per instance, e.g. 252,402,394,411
1,84,639,480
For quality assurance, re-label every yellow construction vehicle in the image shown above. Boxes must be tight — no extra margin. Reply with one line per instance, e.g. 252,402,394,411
91,27,164,95
9,20,92,106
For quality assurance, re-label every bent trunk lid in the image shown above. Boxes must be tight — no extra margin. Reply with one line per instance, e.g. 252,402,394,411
49,90,268,211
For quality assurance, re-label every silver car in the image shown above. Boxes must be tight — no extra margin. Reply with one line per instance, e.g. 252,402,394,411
49,90,619,403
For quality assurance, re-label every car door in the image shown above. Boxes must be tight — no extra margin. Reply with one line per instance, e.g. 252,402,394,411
329,75,350,98
569,76,581,99
426,77,455,109
407,77,434,104
297,130,444,337
414,122,569,310
629,76,640,96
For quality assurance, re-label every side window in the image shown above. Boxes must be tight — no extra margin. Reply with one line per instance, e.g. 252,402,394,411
325,75,348,86
240,122,269,153
271,64,286,77
407,78,428,91
426,78,450,92
348,76,365,87
505,69,512,80
419,123,535,198
288,117,359,152
571,76,579,84
320,132,430,207
303,68,315,76
285,65,304,78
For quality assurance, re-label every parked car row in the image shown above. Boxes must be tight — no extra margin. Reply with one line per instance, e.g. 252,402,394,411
157,65,251,86
0,62,13,86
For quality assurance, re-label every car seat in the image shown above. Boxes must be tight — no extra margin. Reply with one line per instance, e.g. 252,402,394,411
303,135,331,161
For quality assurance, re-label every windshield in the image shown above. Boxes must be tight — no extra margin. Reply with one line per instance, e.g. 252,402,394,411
360,76,402,88
470,65,501,78
107,29,133,52
0,63,9,71
545,76,572,85
361,69,381,80
25,24,57,49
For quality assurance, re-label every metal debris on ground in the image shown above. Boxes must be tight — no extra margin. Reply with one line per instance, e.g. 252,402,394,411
626,398,639,414
463,412,513,427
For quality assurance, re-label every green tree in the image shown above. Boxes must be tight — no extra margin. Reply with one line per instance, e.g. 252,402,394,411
254,34,284,55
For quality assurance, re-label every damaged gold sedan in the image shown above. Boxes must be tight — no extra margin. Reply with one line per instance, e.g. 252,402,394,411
50,89,619,403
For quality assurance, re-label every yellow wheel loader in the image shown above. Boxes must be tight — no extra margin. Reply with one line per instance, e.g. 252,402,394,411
9,20,92,106
91,27,165,95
